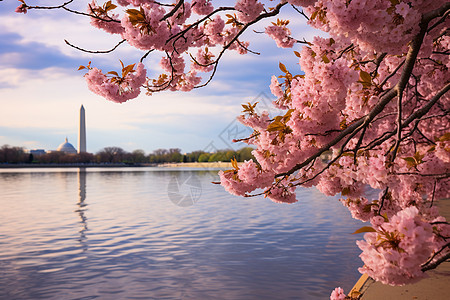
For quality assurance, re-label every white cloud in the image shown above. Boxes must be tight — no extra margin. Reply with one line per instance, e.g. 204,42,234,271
0,0,328,152
0,65,253,147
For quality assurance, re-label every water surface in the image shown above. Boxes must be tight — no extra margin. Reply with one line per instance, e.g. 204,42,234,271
0,167,365,299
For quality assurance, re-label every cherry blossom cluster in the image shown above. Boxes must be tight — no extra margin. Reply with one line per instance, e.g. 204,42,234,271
215,0,450,289
84,62,147,103
15,0,450,296
356,206,441,285
17,0,277,102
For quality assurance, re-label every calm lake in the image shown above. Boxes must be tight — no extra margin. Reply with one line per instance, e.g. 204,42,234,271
0,167,365,299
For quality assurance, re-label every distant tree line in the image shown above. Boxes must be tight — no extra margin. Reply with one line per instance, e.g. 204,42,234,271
0,145,255,165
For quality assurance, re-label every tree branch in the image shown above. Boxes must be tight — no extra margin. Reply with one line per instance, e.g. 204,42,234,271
65,39,126,54
276,4,450,178
160,0,184,22
421,243,450,272
195,1,288,88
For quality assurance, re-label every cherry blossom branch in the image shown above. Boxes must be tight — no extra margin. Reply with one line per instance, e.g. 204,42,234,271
377,59,405,91
336,44,354,60
24,0,74,10
390,84,403,162
293,119,372,188
277,4,450,179
371,52,387,77
421,243,450,271
25,0,121,22
361,82,449,152
290,5,309,20
64,39,126,54
415,127,436,145
196,1,288,88
426,8,449,33
140,49,155,63
160,0,184,22
166,6,236,44
431,221,450,225
236,40,261,55
393,172,450,178
233,132,261,143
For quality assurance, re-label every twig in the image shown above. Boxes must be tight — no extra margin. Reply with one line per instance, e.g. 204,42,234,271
65,39,126,54
160,0,184,22
196,1,289,89
291,5,309,20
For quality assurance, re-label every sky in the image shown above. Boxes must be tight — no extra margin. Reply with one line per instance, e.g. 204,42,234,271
0,0,322,154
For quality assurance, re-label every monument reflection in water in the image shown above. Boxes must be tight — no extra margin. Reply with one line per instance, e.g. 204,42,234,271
0,167,365,299
77,168,88,251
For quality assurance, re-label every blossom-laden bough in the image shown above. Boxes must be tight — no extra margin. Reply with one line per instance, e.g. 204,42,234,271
16,0,449,298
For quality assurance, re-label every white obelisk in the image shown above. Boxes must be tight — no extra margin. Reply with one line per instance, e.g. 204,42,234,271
78,105,86,153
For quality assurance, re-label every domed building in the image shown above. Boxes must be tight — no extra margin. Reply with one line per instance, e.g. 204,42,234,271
57,137,77,154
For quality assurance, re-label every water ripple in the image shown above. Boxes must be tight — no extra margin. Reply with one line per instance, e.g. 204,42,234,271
0,168,364,299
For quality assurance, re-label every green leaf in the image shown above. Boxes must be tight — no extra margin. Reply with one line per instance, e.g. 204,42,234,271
322,53,330,64
352,226,376,234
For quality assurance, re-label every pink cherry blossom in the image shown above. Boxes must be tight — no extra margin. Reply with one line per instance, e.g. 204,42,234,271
235,0,264,23
17,0,450,293
88,1,125,35
121,4,170,51
192,0,214,15
15,1,27,14
330,287,346,300
85,62,147,103
357,207,435,285
265,24,295,48
191,47,215,72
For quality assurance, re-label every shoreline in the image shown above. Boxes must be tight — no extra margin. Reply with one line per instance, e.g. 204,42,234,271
158,162,236,169
0,162,236,169
0,163,151,168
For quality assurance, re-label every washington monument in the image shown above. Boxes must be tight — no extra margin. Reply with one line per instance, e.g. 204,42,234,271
78,105,86,153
